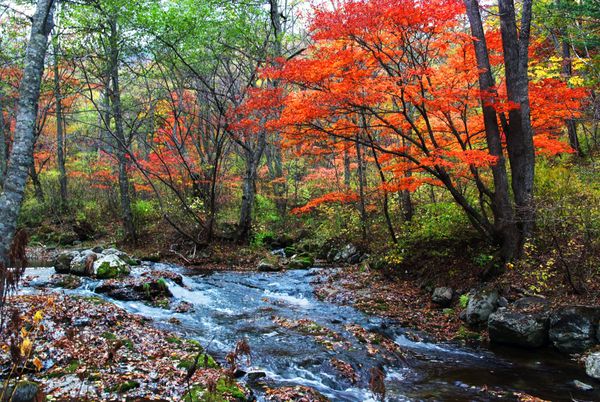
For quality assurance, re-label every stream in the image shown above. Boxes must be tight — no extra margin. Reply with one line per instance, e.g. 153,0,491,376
22,262,599,401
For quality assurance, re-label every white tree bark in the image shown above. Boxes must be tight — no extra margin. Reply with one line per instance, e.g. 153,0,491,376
0,0,56,265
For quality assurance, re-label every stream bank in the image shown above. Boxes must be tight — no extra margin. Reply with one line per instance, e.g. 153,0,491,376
4,250,598,401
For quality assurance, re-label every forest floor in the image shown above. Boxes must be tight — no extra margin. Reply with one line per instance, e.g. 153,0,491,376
312,236,600,343
0,293,248,401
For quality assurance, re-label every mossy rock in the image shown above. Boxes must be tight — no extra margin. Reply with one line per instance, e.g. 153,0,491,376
96,261,130,279
288,254,315,270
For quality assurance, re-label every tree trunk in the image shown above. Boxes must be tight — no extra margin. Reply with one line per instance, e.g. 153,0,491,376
355,137,368,241
0,0,55,266
53,38,68,208
343,148,351,188
0,90,7,189
498,0,535,245
561,39,582,156
465,0,520,261
266,0,287,217
367,135,397,243
29,165,45,203
108,15,136,243
238,147,263,242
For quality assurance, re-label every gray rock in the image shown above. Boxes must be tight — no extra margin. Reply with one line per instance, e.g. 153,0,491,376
257,259,280,272
53,251,77,274
102,247,126,257
466,289,499,326
573,380,594,391
70,250,97,275
334,244,358,263
93,254,130,278
488,308,549,348
549,306,600,353
95,278,172,301
585,352,600,380
8,381,39,402
513,296,549,309
432,287,454,307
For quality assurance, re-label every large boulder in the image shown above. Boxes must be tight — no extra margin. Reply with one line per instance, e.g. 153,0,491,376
585,352,600,380
431,287,454,307
334,244,358,263
548,306,600,353
53,251,78,274
488,308,549,348
53,248,133,278
93,254,130,279
465,289,499,326
69,249,97,275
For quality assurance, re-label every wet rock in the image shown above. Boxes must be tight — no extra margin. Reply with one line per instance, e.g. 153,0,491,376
247,371,267,382
141,270,184,286
258,258,281,272
585,352,600,379
5,381,40,402
95,277,172,302
465,289,499,326
549,306,600,353
173,302,193,313
488,309,549,348
573,380,594,391
431,287,453,307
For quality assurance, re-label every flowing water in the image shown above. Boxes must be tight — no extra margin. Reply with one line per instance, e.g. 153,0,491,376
22,263,599,401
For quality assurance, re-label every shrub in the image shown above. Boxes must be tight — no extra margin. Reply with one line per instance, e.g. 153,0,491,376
18,198,46,227
132,199,159,227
